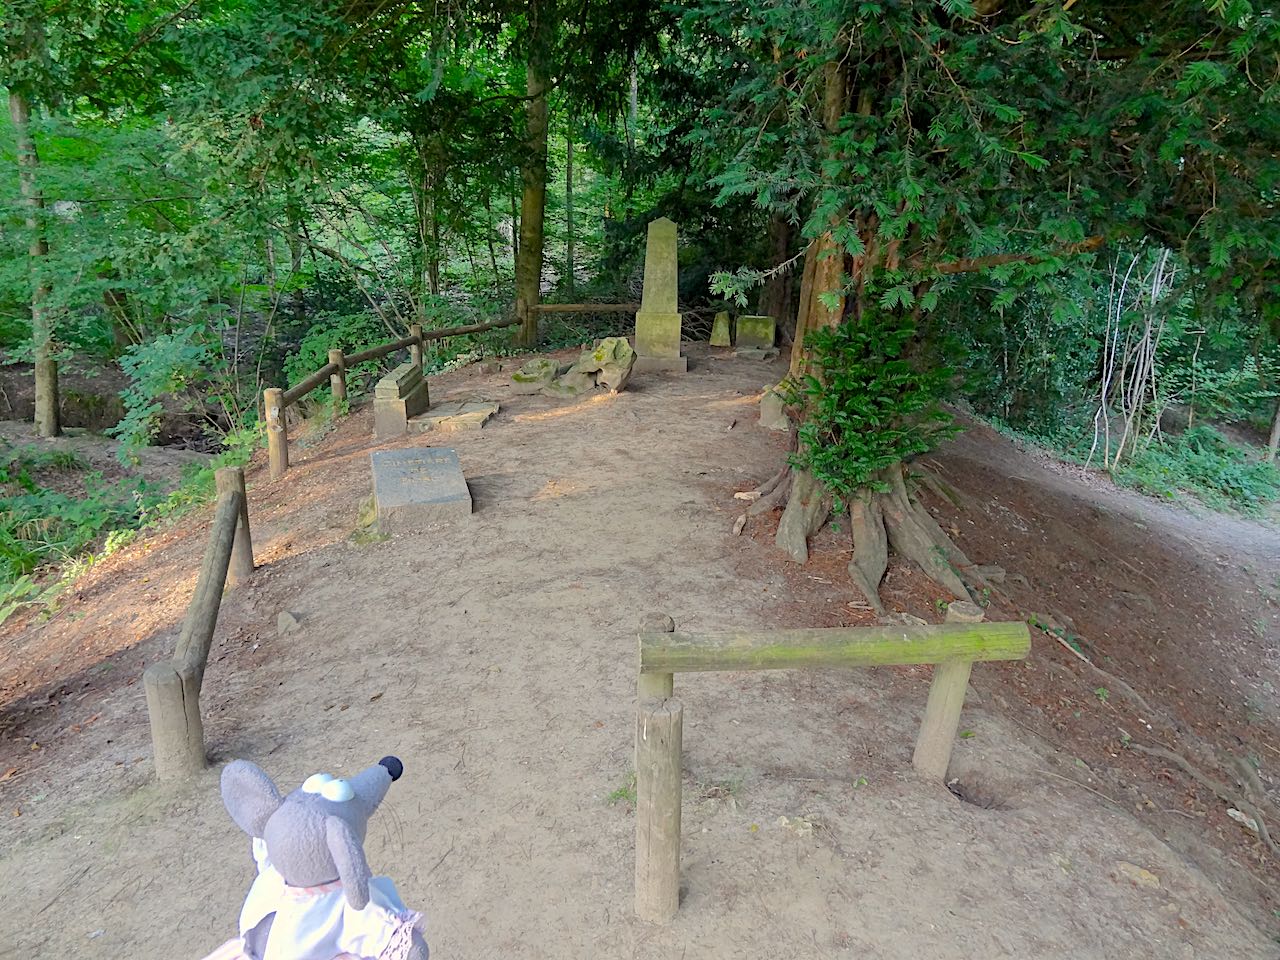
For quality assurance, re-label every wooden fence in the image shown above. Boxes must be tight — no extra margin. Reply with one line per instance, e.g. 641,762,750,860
633,603,1031,922
262,316,520,480
143,467,254,781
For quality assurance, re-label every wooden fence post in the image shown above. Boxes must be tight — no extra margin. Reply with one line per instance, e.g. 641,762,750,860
409,323,423,371
328,348,348,407
264,387,288,480
143,659,206,779
215,467,253,587
912,601,986,781
637,613,675,770
635,697,683,923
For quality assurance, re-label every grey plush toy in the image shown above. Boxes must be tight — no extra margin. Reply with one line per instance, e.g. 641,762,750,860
202,756,428,960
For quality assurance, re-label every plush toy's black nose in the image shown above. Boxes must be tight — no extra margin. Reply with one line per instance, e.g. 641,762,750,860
378,756,404,781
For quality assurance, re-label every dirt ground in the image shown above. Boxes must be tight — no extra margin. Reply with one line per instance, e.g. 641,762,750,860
1,343,1278,959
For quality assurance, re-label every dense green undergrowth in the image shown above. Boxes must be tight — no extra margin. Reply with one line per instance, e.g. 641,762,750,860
986,416,1280,515
0,430,258,627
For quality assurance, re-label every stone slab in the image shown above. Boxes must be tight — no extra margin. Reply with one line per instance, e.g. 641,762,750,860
710,311,732,347
636,311,683,361
410,399,499,433
375,361,424,399
371,447,471,532
634,355,689,374
736,315,776,349
734,346,779,361
373,379,430,439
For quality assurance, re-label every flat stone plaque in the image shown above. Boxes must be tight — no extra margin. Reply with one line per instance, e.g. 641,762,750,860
371,447,472,532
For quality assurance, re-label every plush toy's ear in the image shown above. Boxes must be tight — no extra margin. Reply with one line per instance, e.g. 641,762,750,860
221,760,283,838
326,816,372,909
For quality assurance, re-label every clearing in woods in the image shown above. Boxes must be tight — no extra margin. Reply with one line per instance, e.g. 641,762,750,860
1,345,1278,958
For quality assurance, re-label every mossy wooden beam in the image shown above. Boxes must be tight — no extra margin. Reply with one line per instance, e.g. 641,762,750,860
640,621,1030,674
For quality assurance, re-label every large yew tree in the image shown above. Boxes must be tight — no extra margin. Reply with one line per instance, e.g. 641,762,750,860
687,0,1278,610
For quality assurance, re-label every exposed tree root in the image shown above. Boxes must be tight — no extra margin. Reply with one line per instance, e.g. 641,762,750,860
847,488,887,615
1131,743,1280,857
775,469,831,562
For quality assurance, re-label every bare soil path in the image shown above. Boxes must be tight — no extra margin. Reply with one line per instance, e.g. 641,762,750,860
1,345,1277,959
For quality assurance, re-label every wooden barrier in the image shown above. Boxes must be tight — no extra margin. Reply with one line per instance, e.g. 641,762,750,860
263,315,521,480
143,468,254,781
633,603,1029,921
530,302,639,314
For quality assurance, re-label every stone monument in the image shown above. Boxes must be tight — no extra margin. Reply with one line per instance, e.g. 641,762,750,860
373,361,430,439
710,311,732,347
634,218,687,373
370,447,472,532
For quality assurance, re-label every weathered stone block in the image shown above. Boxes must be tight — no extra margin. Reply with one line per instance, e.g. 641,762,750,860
410,399,499,433
710,311,732,347
371,447,471,532
635,311,683,360
734,346,779,361
375,361,424,399
736,315,776,349
571,336,636,392
511,358,558,395
759,383,790,431
373,378,430,439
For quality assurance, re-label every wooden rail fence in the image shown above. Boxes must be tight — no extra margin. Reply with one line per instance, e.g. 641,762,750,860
263,316,521,480
633,603,1031,922
143,466,253,780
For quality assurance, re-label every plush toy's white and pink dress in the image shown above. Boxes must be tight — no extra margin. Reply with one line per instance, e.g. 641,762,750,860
203,840,424,960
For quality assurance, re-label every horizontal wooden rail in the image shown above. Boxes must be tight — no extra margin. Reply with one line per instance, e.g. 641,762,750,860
144,468,254,781
640,621,1030,675
345,333,418,366
282,362,338,407
530,302,639,314
634,604,1029,923
265,315,521,480
419,315,520,340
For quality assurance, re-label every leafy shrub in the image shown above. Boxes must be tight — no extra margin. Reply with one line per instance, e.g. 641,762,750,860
286,310,397,401
111,324,219,461
1114,426,1280,513
787,314,957,497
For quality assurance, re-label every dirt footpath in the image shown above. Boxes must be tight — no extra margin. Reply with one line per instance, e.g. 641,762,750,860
0,345,1275,959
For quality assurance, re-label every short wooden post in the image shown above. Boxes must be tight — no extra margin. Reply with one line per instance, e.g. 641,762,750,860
912,600,986,781
215,467,253,587
635,697,683,923
328,349,348,406
409,323,423,371
637,614,675,769
637,612,676,700
143,659,206,779
264,387,288,480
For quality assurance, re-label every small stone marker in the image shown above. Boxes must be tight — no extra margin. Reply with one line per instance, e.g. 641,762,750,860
710,311,732,347
370,447,471,532
511,358,558,395
759,382,790,431
735,315,776,349
373,361,430,439
634,218,687,373
411,398,499,433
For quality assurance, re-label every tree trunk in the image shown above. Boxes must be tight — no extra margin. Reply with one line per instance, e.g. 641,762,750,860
761,212,795,342
514,15,550,348
286,201,306,325
9,89,59,437
1268,397,1280,465
565,136,575,297
484,192,502,292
